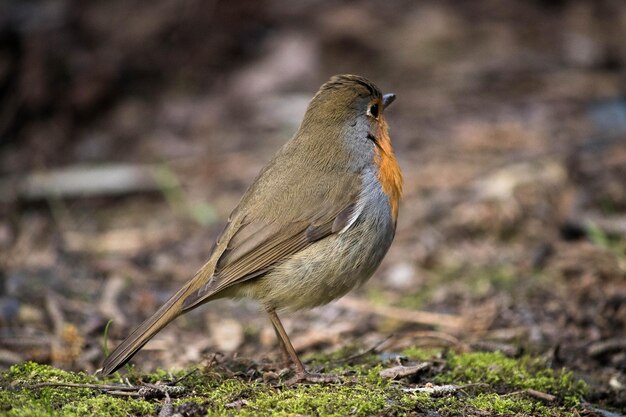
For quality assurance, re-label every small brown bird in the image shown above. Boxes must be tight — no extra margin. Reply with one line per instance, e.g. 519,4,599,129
101,74,402,383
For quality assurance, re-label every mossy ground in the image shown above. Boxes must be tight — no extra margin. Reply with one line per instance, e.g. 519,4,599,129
0,349,590,416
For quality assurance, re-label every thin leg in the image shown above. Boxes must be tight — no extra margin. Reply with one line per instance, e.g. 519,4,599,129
266,309,339,384
272,325,292,369
267,309,306,375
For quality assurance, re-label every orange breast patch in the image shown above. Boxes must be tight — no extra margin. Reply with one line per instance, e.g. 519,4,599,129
374,118,403,222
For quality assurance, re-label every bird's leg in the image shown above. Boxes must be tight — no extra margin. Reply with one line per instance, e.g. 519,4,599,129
272,324,292,370
266,309,306,375
266,309,339,384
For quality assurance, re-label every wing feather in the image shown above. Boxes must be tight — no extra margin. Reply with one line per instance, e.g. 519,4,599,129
181,188,362,311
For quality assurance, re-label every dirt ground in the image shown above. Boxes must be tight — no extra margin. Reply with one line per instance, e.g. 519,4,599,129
1,0,625,413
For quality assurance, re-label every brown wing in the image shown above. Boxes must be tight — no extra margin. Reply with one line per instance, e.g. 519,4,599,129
180,193,360,311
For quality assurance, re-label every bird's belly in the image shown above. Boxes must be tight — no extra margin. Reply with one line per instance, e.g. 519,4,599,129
237,203,396,311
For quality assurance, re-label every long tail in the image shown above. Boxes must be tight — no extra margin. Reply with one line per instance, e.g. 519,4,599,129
101,267,212,375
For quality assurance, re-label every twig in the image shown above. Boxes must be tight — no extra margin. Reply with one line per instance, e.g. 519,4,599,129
45,293,66,338
99,276,127,328
379,362,431,379
588,338,626,357
501,388,556,403
403,382,488,395
400,330,469,350
29,382,138,391
172,368,198,385
45,292,66,367
291,321,358,351
26,380,187,399
336,297,465,331
158,392,173,417
568,214,626,236
480,326,529,341
0,164,163,203
335,335,393,364
470,341,520,357
403,384,458,395
105,390,143,397
0,348,24,365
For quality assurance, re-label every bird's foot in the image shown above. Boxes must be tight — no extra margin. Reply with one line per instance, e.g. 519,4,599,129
285,372,340,385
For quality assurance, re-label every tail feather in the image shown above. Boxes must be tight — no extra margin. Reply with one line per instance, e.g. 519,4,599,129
101,268,211,375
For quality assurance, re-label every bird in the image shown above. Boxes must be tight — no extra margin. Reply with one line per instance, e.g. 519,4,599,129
100,74,402,383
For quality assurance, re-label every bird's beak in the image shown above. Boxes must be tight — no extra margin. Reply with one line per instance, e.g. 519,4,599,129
383,93,396,108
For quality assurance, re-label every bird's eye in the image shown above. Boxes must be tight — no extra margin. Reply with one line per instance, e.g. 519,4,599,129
368,103,379,119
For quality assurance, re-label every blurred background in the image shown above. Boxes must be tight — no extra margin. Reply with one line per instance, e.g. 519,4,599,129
0,0,625,408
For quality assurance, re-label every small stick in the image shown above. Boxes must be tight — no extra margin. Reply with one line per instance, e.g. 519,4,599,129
0,164,162,202
158,392,173,417
336,297,465,331
45,293,65,338
172,368,199,385
28,382,138,391
379,362,431,379
335,335,393,364
501,388,556,402
27,377,189,399
588,338,626,357
402,330,469,350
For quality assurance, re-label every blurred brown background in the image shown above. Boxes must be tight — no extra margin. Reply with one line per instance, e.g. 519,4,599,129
0,0,625,408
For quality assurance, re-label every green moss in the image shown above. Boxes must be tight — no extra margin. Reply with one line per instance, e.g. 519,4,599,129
246,380,392,416
0,363,156,417
0,350,589,417
434,351,587,406
468,393,552,416
408,391,578,417
6,361,92,385
60,396,154,417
